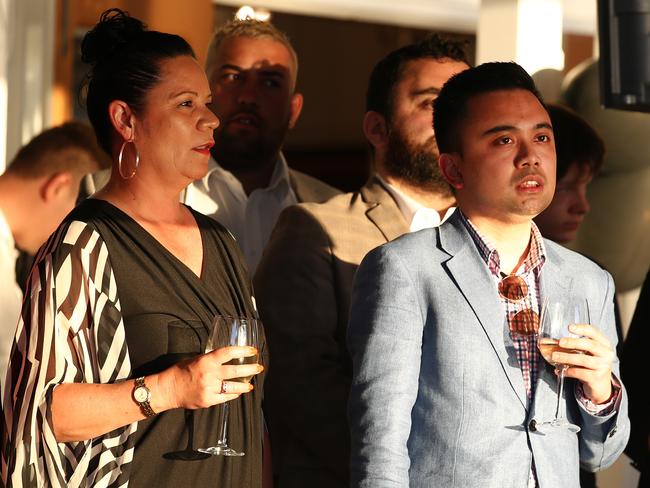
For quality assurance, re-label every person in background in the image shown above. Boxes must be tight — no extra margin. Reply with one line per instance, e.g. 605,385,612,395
534,103,603,244
1,10,265,487
254,35,469,487
184,18,339,274
347,62,628,487
0,121,109,385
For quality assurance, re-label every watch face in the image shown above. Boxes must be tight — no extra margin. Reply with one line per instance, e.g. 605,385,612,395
134,386,150,403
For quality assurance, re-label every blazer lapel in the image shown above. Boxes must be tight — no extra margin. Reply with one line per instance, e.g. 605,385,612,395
537,243,572,313
532,243,573,414
441,214,529,409
360,178,409,242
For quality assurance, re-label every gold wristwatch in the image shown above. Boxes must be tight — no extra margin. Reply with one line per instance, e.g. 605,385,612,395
133,376,156,417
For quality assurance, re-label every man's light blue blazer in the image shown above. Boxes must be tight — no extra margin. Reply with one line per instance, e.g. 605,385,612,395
347,211,629,488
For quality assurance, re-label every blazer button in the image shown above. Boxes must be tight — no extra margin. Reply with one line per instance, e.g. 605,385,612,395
528,419,537,432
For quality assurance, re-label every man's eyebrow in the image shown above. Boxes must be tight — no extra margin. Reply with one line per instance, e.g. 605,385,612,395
411,87,441,97
534,122,553,131
219,64,243,72
259,69,287,78
482,125,516,136
481,121,553,136
219,64,287,77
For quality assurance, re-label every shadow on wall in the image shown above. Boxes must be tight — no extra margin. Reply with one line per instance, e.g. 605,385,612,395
534,61,650,293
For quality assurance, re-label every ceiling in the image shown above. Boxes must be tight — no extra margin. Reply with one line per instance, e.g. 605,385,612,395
215,0,597,35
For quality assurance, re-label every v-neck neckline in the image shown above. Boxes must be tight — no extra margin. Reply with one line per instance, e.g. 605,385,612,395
88,198,208,282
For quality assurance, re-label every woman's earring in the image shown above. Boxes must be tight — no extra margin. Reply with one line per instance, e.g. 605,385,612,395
118,139,140,179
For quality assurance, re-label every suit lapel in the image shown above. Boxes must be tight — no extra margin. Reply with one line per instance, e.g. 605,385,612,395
360,178,409,242
441,214,529,409
537,243,572,313
532,243,573,412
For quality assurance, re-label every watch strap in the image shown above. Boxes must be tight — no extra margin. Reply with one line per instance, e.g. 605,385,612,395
134,376,156,417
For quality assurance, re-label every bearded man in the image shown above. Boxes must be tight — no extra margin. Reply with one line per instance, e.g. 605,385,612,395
253,36,469,488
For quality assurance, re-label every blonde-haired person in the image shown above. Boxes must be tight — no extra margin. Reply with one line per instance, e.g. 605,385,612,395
184,18,339,274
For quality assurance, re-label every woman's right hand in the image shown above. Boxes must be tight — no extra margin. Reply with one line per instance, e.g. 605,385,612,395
153,346,263,411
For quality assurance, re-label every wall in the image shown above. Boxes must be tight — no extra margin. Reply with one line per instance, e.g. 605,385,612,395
52,0,214,125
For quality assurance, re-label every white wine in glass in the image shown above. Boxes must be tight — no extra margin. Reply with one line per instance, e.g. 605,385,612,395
198,315,261,456
537,298,589,433
223,354,260,383
538,338,583,366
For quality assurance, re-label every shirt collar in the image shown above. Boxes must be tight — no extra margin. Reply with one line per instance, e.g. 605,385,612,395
0,207,14,247
0,207,18,262
377,175,455,231
458,209,546,277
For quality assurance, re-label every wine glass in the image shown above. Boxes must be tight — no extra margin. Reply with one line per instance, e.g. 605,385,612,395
198,315,260,456
537,298,589,433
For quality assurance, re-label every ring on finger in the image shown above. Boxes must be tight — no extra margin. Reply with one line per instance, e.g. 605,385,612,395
220,380,228,394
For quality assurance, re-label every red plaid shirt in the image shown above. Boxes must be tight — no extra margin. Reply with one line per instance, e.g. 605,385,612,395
460,212,546,400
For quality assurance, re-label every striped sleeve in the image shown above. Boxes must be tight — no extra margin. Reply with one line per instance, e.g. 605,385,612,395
1,220,136,487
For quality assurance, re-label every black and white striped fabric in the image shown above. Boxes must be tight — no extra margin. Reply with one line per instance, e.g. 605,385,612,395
2,198,265,488
2,219,135,487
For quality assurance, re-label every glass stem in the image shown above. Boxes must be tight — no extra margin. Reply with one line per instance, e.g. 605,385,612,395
218,403,230,445
554,366,567,421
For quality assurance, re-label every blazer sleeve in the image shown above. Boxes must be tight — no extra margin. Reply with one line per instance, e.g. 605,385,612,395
347,243,424,488
254,205,351,484
1,221,136,488
577,268,630,472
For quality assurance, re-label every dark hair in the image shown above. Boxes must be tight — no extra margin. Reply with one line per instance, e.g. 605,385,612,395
7,121,110,178
81,9,195,153
547,103,604,179
433,62,545,154
365,34,469,119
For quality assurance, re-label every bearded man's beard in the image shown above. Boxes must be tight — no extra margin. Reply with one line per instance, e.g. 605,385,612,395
384,129,452,196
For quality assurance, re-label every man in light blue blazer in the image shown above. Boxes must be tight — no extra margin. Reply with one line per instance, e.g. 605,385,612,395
347,62,629,488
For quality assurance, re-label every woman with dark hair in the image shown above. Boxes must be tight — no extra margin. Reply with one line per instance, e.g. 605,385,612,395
1,9,265,487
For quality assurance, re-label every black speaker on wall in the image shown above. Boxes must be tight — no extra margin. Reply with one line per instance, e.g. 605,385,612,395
598,0,650,112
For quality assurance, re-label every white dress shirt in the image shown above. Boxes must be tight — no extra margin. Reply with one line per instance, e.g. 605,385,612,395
377,176,455,232
0,208,23,386
184,154,297,274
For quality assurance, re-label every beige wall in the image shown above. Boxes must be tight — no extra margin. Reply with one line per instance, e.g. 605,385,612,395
52,0,214,125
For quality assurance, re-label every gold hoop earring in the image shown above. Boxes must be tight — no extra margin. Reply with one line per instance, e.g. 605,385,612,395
118,139,140,179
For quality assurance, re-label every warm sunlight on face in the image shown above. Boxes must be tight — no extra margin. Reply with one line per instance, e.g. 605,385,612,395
136,56,219,185
452,89,556,224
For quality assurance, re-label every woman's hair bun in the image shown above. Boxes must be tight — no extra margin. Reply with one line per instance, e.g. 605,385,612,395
81,9,146,66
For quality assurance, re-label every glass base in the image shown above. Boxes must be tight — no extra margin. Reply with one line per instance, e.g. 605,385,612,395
537,419,581,433
198,442,245,457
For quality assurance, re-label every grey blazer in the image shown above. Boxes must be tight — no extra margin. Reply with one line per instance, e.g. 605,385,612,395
347,211,629,488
